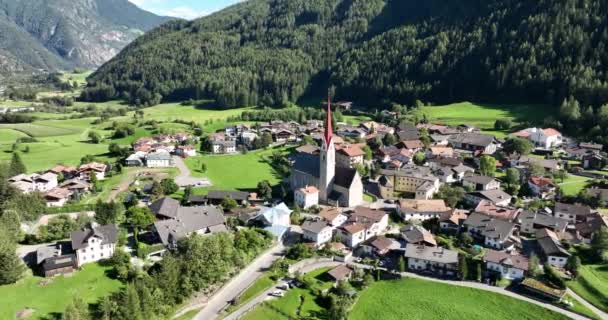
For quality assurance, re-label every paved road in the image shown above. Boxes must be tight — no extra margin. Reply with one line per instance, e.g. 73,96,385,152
224,260,341,320
567,288,608,320
191,242,286,320
172,156,211,187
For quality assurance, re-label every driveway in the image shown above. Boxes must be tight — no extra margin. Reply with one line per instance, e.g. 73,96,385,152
172,156,212,187
191,242,286,320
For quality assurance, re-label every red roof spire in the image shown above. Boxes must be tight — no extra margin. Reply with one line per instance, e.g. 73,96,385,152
324,91,333,146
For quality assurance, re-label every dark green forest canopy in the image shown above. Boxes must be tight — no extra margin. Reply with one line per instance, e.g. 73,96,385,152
86,0,608,111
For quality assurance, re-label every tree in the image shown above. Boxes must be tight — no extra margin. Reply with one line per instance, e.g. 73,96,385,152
88,131,102,144
95,200,125,225
458,255,468,280
494,119,512,130
566,256,582,279
504,168,521,195
0,224,25,285
479,156,496,177
434,185,465,208
261,132,273,147
0,210,22,242
200,162,207,173
529,162,546,177
398,256,405,273
458,233,473,247
182,185,193,205
362,145,373,161
591,227,608,260
528,254,541,278
200,136,213,152
63,296,90,320
413,151,426,165
126,207,155,240
286,243,313,260
8,152,26,176
502,138,534,156
257,180,272,200
382,132,397,146
160,178,179,195
221,197,238,211
543,263,566,289
553,169,567,183
291,205,301,224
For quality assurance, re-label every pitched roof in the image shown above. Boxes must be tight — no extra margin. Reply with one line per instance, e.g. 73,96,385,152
529,176,556,187
341,223,366,234
319,208,343,222
474,200,520,221
401,225,436,246
334,167,359,189
439,209,469,225
149,197,181,219
483,249,529,271
575,213,608,237
464,212,516,242
469,190,512,205
449,133,495,147
256,203,292,226
338,145,365,157
536,228,571,257
296,144,320,155
399,199,450,213
327,264,353,281
554,203,592,217
154,206,226,245
350,207,387,224
298,186,319,195
207,190,249,201
463,175,497,186
404,244,458,264
45,187,72,200
369,236,399,251
518,211,568,231
71,224,118,250
302,219,331,234
543,128,561,136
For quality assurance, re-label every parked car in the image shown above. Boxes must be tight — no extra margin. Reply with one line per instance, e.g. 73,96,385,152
277,283,289,290
270,290,285,297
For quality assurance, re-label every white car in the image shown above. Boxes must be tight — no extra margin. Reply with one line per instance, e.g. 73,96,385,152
270,290,284,297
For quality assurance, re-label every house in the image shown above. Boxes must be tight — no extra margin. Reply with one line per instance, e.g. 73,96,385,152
528,177,557,199
462,175,501,191
302,220,333,246
575,213,608,244
553,202,592,224
175,145,197,157
465,189,512,207
401,225,436,246
36,244,76,277
448,133,497,155
295,186,319,209
474,200,521,221
9,172,58,193
206,190,250,205
153,205,227,248
327,264,354,282
396,140,424,151
78,162,107,181
377,166,440,200
518,211,568,235
536,229,570,268
513,128,562,149
336,145,365,168
586,188,608,204
125,153,144,166
60,179,91,195
428,146,454,158
47,165,77,179
212,140,237,154
364,235,400,256
463,213,517,250
338,223,367,248
404,244,459,277
254,203,292,238
44,187,73,207
274,129,296,142
437,209,468,232
70,224,118,267
397,199,450,221
582,153,604,170
338,207,388,248
483,250,529,280
319,208,348,228
146,152,174,168
517,156,562,172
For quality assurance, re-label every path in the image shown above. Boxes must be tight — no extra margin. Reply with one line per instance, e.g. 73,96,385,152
172,156,211,187
191,242,286,320
107,168,172,201
223,259,341,320
567,288,608,320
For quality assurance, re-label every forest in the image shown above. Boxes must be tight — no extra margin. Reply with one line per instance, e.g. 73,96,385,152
85,0,608,139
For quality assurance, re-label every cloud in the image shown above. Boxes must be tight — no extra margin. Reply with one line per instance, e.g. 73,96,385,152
160,6,208,19
128,0,208,20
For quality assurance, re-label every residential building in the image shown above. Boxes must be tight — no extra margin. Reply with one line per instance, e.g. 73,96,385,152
528,176,557,199
582,153,604,170
536,229,570,268
462,175,500,191
575,213,608,244
145,152,174,168
338,207,388,248
70,224,118,267
36,244,76,277
336,145,365,168
404,244,459,277
465,189,512,207
439,209,469,232
397,199,450,221
363,236,399,256
553,202,592,224
377,166,440,200
302,220,333,246
125,153,144,166
474,200,521,221
448,133,497,155
401,225,436,246
44,187,73,207
464,213,517,250
338,223,367,248
254,203,292,238
483,250,529,280
9,172,58,193
513,128,563,149
294,186,319,209
78,162,107,181
206,190,250,206
319,208,348,228
212,140,237,154
327,264,354,283
153,205,227,248
518,211,568,235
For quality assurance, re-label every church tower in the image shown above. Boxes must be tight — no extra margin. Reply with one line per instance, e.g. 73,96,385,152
319,93,336,203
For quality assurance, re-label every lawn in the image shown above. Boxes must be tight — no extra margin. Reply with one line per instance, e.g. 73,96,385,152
184,147,291,191
349,278,569,320
415,102,552,135
0,123,80,137
140,103,254,123
0,128,28,144
0,263,122,320
558,175,592,196
567,264,608,313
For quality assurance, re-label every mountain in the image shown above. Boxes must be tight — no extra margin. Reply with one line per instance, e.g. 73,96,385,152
0,0,172,75
85,0,608,111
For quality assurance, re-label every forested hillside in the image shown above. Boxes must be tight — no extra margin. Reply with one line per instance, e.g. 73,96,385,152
87,0,608,118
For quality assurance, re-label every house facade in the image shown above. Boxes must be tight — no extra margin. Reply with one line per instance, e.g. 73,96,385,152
70,224,118,267
404,244,459,276
294,186,319,209
483,249,529,280
302,220,333,246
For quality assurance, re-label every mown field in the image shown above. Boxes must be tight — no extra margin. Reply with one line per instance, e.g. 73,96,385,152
559,175,592,196
415,102,553,138
0,263,122,320
567,265,608,313
349,278,569,320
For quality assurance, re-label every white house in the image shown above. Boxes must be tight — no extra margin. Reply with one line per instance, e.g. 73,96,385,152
338,223,367,248
302,220,333,246
78,162,107,181
146,152,175,168
536,228,571,269
513,128,563,149
70,224,118,267
294,186,319,209
9,172,58,193
44,187,73,207
254,203,292,239
398,199,450,221
404,244,459,277
319,208,348,228
483,249,529,280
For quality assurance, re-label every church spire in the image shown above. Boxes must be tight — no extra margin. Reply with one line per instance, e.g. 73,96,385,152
324,92,333,146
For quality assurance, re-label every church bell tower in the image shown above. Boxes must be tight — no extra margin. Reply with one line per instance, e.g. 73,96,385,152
319,93,336,203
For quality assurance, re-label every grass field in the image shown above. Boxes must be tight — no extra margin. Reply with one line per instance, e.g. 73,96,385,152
242,267,332,320
0,128,28,144
415,102,553,137
184,147,291,191
0,263,122,320
567,265,608,313
349,278,569,320
559,175,592,196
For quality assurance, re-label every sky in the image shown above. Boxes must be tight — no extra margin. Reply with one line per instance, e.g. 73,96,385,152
129,0,244,20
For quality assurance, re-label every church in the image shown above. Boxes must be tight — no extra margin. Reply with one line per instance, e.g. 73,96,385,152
289,97,363,207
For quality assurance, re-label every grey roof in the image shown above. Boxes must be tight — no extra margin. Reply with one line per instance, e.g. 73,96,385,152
463,175,496,185
404,244,458,264
397,131,420,141
149,197,181,219
379,165,436,181
154,205,226,246
449,133,495,147
536,229,571,257
302,219,331,234
334,167,358,188
464,212,516,242
469,189,512,204
401,225,436,246
207,190,249,201
483,250,529,271
554,203,591,217
71,224,118,250
452,164,475,174
146,152,173,161
518,211,568,232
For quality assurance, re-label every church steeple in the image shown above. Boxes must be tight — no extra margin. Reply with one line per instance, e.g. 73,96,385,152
324,93,333,147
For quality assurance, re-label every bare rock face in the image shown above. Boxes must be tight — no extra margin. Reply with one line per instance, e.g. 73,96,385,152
0,0,171,74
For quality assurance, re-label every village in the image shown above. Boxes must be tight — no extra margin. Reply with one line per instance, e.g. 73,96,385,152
4,97,608,320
